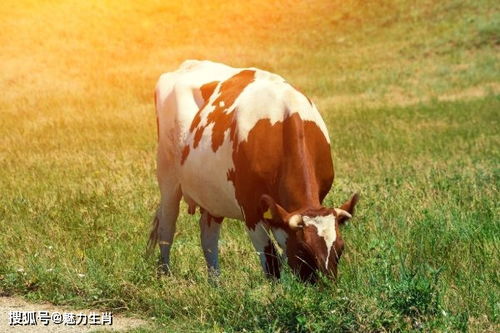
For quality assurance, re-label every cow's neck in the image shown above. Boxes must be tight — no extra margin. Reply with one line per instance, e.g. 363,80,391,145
278,114,322,212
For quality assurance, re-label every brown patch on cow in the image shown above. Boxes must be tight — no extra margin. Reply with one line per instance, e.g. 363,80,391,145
190,81,221,132
207,104,235,151
190,113,202,133
193,126,204,148
181,145,190,164
189,70,256,152
300,206,333,218
200,81,220,102
228,113,334,230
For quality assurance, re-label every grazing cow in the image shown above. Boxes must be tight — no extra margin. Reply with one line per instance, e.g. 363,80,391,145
148,60,358,282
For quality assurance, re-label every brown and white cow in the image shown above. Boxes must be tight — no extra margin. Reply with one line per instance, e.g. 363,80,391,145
148,60,358,282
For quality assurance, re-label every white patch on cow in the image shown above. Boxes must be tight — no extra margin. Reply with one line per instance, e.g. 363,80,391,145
302,214,336,269
180,123,242,219
234,69,330,144
219,101,225,107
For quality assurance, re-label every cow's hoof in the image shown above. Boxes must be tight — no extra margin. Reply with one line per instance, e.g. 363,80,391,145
157,262,172,277
207,268,221,287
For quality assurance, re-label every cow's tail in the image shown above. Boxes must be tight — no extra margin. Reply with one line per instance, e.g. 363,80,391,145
146,208,160,257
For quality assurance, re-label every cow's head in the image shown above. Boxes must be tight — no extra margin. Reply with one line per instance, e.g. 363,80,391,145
261,193,359,282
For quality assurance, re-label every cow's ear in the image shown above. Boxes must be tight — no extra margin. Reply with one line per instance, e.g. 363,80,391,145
260,194,289,223
336,193,359,225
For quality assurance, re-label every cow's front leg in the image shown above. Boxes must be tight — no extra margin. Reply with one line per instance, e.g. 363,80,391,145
199,211,223,278
247,222,281,279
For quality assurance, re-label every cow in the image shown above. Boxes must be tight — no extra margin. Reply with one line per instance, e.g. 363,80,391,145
148,60,358,282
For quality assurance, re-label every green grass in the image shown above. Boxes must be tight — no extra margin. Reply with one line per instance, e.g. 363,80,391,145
1,0,499,331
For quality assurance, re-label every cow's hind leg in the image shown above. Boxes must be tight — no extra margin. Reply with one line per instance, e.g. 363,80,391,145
149,184,182,274
199,211,223,278
247,222,281,279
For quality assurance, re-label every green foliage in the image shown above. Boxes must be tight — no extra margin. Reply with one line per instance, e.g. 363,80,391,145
386,266,441,318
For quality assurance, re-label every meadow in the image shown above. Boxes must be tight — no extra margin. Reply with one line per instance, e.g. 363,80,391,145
0,0,499,331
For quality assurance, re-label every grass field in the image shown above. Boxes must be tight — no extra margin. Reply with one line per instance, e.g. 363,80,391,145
1,0,499,331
